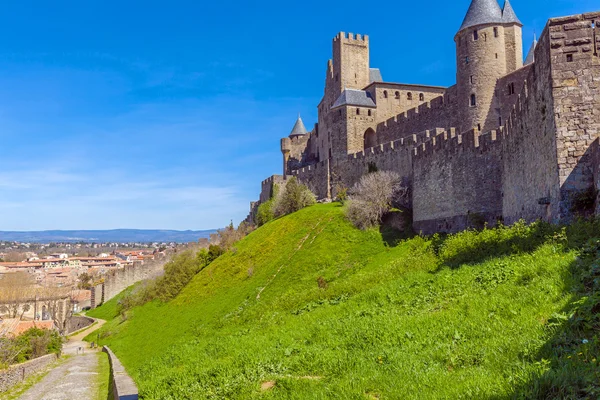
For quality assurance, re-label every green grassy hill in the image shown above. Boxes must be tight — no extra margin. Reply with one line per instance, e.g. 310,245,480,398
87,204,600,399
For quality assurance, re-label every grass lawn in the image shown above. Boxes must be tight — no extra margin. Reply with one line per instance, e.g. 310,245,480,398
86,204,600,399
94,351,111,400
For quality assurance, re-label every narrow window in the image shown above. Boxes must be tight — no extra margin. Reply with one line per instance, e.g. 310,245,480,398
470,75,474,84
593,21,598,56
368,110,372,116
407,92,413,101
466,56,469,64
473,30,479,41
356,108,360,115
419,93,424,101
507,83,515,95
484,33,487,42
477,123,481,131
338,110,342,116
395,91,400,99
335,74,339,82
566,54,573,62
499,116,502,126
470,94,477,107
494,27,498,38
383,90,388,99
495,53,498,59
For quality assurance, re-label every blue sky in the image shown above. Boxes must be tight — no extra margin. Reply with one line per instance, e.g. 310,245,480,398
0,0,596,230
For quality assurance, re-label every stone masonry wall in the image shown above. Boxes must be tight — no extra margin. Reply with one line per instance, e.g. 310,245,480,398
374,86,459,145
496,64,533,125
0,353,58,392
364,83,446,124
501,25,560,224
293,159,330,199
91,258,166,309
413,129,504,234
66,315,95,334
549,12,600,220
260,175,285,204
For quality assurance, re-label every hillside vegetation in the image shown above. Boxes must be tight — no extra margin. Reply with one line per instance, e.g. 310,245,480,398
87,204,600,399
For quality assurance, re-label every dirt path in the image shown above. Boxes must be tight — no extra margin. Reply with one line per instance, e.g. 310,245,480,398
17,317,106,400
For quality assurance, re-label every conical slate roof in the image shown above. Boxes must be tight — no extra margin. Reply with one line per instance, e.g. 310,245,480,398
458,0,503,33
502,0,522,25
289,116,308,137
524,36,537,65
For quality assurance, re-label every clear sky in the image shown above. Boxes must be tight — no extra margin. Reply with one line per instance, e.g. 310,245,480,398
0,0,596,231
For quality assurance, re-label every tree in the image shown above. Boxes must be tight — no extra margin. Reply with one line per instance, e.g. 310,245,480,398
77,272,93,290
273,177,316,217
0,272,36,319
346,171,404,230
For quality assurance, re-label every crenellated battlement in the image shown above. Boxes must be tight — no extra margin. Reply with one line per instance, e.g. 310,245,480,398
250,6,600,233
334,32,369,43
412,128,503,159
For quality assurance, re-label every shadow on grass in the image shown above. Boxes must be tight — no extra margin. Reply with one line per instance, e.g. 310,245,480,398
431,218,600,272
488,240,600,399
431,222,560,271
379,210,415,247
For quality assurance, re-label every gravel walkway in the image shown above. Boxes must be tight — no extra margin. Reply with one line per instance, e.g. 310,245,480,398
17,317,106,400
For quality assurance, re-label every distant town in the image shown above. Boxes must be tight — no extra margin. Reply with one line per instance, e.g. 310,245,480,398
0,238,209,339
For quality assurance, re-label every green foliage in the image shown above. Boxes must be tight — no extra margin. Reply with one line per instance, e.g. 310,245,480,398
0,328,63,368
255,183,281,227
256,200,275,227
273,177,316,218
87,205,600,399
95,351,111,400
127,250,217,314
78,272,93,290
570,187,599,215
334,185,348,205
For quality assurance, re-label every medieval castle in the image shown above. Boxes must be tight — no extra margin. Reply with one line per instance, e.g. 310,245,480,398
250,0,600,234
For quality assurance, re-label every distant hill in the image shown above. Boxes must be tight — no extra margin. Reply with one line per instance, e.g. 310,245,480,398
0,229,216,243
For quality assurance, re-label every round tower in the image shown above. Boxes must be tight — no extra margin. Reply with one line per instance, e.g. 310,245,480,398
455,0,522,133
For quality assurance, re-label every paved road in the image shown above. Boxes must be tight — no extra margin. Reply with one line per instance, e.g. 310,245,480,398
18,318,106,400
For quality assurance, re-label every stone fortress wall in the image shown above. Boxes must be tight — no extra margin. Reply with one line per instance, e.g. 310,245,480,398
253,4,600,234
90,257,167,309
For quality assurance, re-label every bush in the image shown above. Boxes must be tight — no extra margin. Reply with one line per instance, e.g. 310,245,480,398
214,221,252,251
273,177,316,217
0,328,63,367
335,185,348,205
346,171,402,230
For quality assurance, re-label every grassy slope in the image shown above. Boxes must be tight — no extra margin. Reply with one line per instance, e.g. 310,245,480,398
88,204,598,399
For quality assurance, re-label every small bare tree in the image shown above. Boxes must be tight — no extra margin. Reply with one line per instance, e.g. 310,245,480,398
346,171,403,230
0,272,36,319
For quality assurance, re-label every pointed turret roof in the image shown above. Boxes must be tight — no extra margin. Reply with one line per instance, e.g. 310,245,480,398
501,0,522,25
289,116,308,137
524,36,537,65
458,0,503,33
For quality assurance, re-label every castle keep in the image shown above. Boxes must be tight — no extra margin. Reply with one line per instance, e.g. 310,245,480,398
251,0,600,234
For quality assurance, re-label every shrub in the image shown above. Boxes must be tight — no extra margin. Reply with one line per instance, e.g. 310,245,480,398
335,185,348,205
0,328,63,367
346,171,402,230
273,177,316,217
256,200,275,227
214,221,252,251
117,249,221,315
